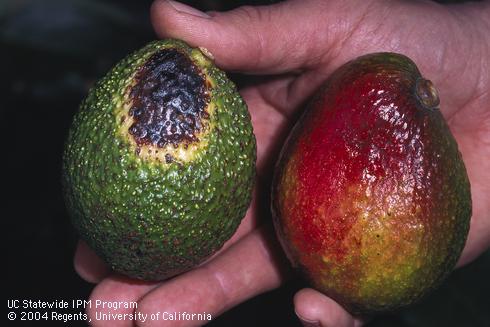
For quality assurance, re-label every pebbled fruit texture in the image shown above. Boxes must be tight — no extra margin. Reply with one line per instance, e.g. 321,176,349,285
271,53,471,315
62,39,256,281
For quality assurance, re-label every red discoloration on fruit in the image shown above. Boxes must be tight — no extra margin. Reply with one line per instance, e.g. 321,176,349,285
272,53,471,314
282,66,424,256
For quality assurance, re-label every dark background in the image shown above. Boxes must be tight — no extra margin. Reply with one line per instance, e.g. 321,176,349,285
3,0,489,326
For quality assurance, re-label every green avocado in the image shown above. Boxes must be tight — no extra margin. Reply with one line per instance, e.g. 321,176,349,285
62,39,256,281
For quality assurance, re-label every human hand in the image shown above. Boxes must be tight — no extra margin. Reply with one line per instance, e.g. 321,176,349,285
74,0,490,326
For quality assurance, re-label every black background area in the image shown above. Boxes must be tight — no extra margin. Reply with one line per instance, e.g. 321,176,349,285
3,0,489,326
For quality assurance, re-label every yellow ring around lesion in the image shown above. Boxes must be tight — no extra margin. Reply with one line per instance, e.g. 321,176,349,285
113,46,218,166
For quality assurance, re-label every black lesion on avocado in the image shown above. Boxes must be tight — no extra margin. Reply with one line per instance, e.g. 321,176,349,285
128,48,210,148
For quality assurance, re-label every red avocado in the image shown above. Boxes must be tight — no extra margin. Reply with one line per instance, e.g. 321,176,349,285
271,53,471,315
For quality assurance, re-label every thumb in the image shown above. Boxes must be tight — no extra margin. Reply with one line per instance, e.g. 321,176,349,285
294,288,364,327
150,0,348,73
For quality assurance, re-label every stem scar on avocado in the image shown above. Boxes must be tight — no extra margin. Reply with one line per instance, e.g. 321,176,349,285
415,77,440,110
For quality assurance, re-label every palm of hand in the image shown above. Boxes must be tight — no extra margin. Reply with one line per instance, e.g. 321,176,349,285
76,1,489,326
249,0,489,266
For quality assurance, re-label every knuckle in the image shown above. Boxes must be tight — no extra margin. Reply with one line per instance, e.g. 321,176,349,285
233,5,265,24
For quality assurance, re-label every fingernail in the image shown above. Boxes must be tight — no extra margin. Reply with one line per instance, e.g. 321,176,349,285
299,319,321,327
296,313,321,327
167,0,210,18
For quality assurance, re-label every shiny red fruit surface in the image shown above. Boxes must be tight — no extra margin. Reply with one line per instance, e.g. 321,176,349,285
271,53,471,315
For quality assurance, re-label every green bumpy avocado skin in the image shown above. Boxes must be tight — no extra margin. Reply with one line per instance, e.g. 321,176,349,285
62,39,256,281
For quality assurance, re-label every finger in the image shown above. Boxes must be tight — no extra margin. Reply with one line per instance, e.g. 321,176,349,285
452,132,490,268
150,0,348,73
241,85,292,173
74,240,111,283
241,71,331,119
294,288,363,327
135,224,291,327
87,275,160,327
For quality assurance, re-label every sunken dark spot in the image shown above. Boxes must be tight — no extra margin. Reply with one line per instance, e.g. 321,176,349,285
128,49,210,147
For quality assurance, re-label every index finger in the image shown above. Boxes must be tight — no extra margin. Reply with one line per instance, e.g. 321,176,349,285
150,0,334,73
